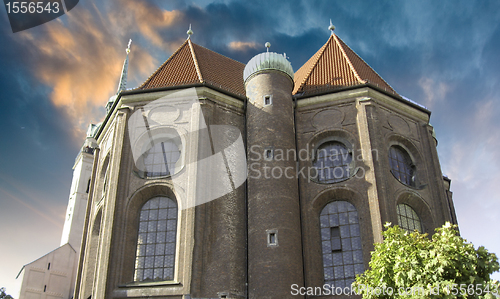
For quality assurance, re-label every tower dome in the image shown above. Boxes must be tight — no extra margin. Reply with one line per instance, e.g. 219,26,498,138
243,52,294,83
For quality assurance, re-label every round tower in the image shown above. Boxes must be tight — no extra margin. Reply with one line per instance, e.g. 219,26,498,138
244,49,304,298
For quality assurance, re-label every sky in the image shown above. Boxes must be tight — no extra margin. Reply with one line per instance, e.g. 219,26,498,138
1,0,500,295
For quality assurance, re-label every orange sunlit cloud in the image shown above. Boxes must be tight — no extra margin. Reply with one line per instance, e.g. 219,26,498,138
16,5,158,142
229,41,259,51
109,0,183,49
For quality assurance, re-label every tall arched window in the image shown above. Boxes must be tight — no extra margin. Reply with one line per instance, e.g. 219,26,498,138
388,146,415,186
134,196,178,282
397,204,423,233
320,201,364,289
313,141,352,183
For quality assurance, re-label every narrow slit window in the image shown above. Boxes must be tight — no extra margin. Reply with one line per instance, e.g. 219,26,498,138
44,285,47,292
47,263,51,270
86,179,91,194
269,233,276,244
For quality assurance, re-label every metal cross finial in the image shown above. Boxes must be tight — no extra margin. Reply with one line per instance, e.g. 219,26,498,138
328,19,335,34
187,24,193,39
126,39,132,54
265,42,271,52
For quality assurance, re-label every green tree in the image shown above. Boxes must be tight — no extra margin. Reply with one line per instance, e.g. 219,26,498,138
0,287,13,299
354,223,500,298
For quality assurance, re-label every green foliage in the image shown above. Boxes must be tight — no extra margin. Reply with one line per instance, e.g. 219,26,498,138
353,223,500,298
0,287,13,299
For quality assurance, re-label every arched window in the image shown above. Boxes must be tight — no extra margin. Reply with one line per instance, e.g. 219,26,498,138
140,140,181,178
320,201,364,289
388,146,415,186
397,204,423,233
134,196,177,282
313,142,352,183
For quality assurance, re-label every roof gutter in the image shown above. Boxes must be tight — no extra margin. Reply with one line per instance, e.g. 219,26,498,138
293,82,431,116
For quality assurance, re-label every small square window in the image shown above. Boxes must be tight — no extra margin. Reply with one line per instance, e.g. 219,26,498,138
267,229,278,247
264,148,273,161
263,95,273,106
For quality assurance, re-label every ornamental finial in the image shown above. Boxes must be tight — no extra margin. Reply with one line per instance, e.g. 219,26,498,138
328,19,335,34
126,39,132,54
187,24,193,39
265,42,271,52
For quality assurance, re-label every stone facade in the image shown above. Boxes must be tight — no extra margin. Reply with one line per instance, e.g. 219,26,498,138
69,34,457,299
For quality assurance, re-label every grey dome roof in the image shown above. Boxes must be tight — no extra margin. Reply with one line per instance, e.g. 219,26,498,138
243,52,294,83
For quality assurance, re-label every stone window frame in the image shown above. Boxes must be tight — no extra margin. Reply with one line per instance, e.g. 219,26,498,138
319,200,364,290
386,135,426,189
310,135,355,184
395,191,435,235
306,188,370,293
388,145,416,187
134,196,178,282
263,94,273,106
120,184,190,291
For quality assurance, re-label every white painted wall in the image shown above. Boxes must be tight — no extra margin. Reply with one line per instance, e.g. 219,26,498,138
17,244,77,299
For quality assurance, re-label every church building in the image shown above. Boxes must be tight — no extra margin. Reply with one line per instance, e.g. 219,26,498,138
18,24,458,299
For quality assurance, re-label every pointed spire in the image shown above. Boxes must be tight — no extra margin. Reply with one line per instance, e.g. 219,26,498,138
328,19,335,35
187,24,193,39
116,39,132,94
106,39,132,113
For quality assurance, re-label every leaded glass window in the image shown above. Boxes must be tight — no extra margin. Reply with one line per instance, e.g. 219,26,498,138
314,142,352,183
388,146,415,186
320,201,364,289
141,140,181,178
134,196,177,282
397,204,423,233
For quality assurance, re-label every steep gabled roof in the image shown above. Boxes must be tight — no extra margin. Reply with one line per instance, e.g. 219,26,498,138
293,33,397,97
138,39,246,97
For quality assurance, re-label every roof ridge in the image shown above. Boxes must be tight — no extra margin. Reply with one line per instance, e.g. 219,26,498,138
294,36,330,93
188,39,204,83
191,42,245,64
138,39,190,89
336,36,397,94
333,33,365,84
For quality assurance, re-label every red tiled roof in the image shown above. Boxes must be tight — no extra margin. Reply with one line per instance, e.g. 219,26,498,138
138,39,246,97
293,34,397,96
